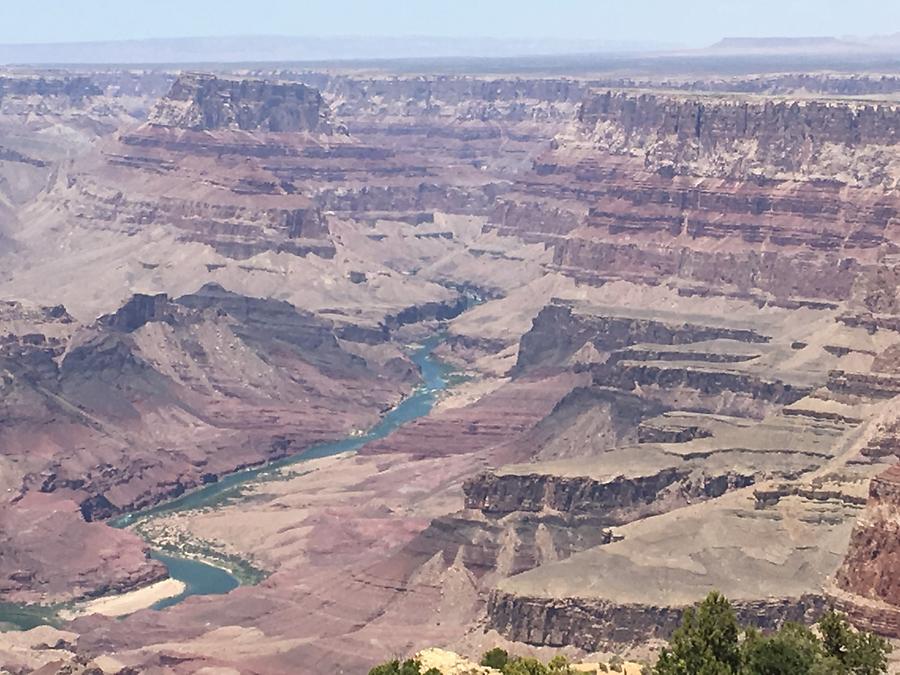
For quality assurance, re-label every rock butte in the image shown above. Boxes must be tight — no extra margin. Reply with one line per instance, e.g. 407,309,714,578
0,54,899,674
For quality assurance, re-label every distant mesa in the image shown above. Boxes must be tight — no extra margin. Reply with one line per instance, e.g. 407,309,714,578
0,35,673,66
709,36,864,52
148,73,337,134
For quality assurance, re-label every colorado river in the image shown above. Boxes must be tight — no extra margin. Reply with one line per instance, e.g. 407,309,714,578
0,337,452,630
113,335,453,610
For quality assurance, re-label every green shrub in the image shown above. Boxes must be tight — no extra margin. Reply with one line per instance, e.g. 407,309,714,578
740,609,891,675
651,593,891,675
482,648,510,669
818,609,891,675
368,658,430,675
741,623,822,674
655,591,741,675
503,656,550,675
548,654,574,674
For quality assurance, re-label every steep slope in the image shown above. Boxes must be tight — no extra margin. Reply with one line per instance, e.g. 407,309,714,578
0,284,412,604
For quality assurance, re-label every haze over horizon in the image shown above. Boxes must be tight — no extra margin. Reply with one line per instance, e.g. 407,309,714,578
4,0,900,49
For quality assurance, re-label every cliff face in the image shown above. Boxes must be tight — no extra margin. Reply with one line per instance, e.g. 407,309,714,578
149,74,336,133
831,462,900,636
46,74,346,262
487,88,900,309
293,73,587,124
463,469,754,518
486,591,828,650
0,75,102,101
578,92,900,187
595,74,900,97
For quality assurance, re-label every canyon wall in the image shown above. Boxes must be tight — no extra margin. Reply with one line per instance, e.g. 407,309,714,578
488,89,900,309
2,66,900,672
832,459,900,636
578,92,900,185
149,74,337,133
486,591,828,650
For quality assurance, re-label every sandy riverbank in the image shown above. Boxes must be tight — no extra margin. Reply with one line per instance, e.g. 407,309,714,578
59,578,186,619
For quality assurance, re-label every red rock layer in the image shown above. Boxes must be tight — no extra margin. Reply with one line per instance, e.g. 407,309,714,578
834,464,900,633
1,287,410,524
0,493,164,603
488,91,900,306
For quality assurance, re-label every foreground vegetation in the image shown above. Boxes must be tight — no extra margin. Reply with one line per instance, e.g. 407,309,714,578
655,592,891,675
368,592,892,675
368,661,442,675
368,652,585,675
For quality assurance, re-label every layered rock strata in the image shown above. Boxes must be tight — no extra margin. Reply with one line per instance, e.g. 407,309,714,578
2,66,900,672
0,285,409,528
149,74,337,133
831,459,900,636
485,489,857,648
490,90,900,310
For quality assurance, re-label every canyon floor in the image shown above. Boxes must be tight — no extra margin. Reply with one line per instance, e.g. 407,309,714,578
1,51,900,674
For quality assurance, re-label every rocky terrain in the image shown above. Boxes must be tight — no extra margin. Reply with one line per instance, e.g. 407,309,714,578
0,59,900,674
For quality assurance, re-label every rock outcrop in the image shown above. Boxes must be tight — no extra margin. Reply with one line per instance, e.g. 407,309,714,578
578,92,900,186
464,467,754,515
99,293,175,332
149,74,336,133
0,493,165,604
515,302,769,374
831,462,900,636
486,590,828,650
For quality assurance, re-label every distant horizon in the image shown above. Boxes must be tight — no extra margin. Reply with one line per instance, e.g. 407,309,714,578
0,31,896,50
0,33,680,49
3,31,900,69
3,1,899,50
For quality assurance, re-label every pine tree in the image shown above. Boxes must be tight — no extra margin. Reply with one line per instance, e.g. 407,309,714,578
655,591,741,675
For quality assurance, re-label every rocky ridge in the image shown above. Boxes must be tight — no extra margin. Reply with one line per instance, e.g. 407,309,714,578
0,281,414,605
149,74,338,133
578,91,900,186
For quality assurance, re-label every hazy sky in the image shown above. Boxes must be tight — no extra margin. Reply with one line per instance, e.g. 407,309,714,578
3,0,899,47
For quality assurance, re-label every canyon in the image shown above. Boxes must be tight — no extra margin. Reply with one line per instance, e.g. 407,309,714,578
0,51,899,675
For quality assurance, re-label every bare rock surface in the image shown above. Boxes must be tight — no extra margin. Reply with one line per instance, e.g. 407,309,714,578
150,74,336,133
0,493,164,604
487,489,853,649
2,64,900,674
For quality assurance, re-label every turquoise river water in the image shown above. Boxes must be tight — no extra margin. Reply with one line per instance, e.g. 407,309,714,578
0,336,452,628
